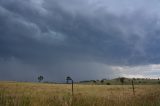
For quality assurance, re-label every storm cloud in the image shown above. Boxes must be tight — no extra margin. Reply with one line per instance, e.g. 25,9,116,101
0,0,160,82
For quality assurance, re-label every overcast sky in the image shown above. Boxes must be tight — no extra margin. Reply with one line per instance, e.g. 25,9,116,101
0,0,160,82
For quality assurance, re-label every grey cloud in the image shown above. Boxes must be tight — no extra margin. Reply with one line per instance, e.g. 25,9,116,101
0,0,160,81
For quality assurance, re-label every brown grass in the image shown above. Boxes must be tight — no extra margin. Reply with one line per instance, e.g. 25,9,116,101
0,81,160,106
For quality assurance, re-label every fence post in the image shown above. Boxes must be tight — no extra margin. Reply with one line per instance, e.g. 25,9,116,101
132,80,135,96
71,80,73,96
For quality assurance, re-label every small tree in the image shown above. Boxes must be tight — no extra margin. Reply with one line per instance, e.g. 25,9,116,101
120,77,125,94
120,77,125,85
106,82,111,85
100,80,104,84
66,76,74,96
66,76,72,84
38,76,44,82
93,80,96,84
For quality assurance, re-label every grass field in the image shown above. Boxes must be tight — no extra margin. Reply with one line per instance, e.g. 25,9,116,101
0,81,160,106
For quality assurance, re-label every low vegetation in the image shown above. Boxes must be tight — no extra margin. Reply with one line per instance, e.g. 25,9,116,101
79,77,160,85
0,81,160,106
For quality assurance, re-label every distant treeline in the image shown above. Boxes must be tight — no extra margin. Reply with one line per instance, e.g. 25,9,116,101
78,77,160,85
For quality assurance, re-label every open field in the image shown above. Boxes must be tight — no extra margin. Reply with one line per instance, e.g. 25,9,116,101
0,82,160,106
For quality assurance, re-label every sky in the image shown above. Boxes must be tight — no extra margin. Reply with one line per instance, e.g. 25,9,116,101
0,0,160,82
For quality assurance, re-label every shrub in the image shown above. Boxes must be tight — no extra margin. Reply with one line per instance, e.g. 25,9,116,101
106,82,111,85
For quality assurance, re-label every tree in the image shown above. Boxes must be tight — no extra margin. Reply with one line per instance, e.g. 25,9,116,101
92,80,96,84
120,77,125,94
132,80,135,96
66,76,74,96
119,77,125,85
100,80,104,84
38,76,44,82
106,82,111,85
66,76,72,84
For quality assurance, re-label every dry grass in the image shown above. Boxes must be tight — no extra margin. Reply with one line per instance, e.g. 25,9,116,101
0,81,160,106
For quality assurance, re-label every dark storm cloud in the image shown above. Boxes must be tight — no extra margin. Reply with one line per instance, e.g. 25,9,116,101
0,0,160,81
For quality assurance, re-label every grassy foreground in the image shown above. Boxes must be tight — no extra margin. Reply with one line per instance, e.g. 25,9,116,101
0,82,160,106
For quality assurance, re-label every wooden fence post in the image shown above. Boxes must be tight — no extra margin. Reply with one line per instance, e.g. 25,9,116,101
132,80,135,96
71,80,73,96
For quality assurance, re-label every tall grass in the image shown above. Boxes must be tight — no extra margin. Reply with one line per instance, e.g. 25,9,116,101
0,82,160,106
